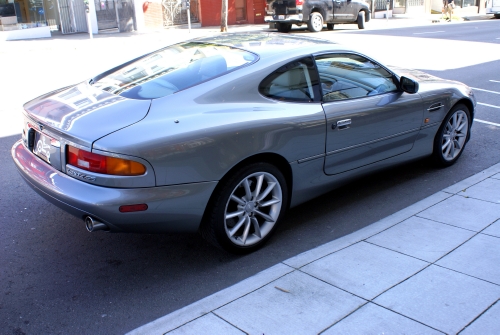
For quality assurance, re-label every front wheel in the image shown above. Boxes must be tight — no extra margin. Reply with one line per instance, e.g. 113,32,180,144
357,12,365,29
201,163,289,253
432,104,471,167
308,12,323,32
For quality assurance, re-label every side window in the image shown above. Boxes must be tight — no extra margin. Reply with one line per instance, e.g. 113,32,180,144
259,57,320,103
315,53,398,102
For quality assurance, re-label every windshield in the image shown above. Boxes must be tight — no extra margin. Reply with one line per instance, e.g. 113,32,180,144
93,42,258,100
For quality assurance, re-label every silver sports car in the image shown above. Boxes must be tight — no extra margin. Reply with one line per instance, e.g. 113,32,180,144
12,33,475,253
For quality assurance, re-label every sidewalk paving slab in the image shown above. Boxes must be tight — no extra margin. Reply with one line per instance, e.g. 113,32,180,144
373,265,500,334
416,195,500,231
213,271,366,335
365,216,476,263
436,233,500,285
301,241,428,300
322,302,443,334
460,300,500,335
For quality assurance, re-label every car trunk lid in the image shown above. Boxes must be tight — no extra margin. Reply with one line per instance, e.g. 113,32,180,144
23,81,152,147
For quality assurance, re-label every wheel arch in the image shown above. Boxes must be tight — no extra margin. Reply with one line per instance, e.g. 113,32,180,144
360,9,370,22
200,152,293,230
309,6,325,19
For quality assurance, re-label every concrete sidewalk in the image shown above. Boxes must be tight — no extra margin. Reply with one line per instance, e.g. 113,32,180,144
129,162,500,335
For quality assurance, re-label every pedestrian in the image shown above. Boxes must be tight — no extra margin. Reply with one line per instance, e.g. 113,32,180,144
443,0,455,21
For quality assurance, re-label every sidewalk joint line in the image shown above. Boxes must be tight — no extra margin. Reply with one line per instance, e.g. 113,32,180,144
456,299,500,334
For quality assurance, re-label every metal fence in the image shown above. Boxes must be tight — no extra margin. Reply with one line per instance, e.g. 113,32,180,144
162,0,199,27
58,0,88,34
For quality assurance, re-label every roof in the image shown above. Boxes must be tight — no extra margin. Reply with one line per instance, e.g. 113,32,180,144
192,32,339,59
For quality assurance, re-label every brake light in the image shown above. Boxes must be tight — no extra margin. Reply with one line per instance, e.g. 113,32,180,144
67,145,146,176
296,0,304,5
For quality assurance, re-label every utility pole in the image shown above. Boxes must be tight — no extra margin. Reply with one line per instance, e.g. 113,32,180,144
221,0,228,32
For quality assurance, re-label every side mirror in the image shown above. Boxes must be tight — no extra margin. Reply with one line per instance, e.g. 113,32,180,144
400,76,419,94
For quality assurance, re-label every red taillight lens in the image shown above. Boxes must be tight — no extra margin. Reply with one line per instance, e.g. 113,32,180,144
67,145,146,176
296,0,304,5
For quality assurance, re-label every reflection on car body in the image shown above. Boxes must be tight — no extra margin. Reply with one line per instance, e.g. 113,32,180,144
11,33,475,253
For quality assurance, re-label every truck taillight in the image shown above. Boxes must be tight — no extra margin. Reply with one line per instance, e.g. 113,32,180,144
67,145,146,176
296,0,304,5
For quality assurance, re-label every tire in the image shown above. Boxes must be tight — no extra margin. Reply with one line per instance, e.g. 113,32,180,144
276,22,291,33
327,23,334,30
201,162,289,253
432,104,471,167
357,12,365,29
307,12,323,32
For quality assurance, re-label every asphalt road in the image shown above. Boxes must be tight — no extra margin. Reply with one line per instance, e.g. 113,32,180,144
1,20,500,335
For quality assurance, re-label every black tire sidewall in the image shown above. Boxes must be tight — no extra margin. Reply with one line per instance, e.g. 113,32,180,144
433,104,471,167
209,162,289,253
357,12,365,29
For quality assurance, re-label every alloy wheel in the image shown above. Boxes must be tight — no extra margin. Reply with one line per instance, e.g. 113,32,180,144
441,109,469,161
224,172,282,247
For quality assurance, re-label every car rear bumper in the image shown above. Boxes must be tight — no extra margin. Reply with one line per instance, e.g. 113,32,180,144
265,14,303,23
11,140,217,233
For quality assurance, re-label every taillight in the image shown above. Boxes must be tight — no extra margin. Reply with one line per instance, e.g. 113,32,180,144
67,145,146,176
296,0,304,5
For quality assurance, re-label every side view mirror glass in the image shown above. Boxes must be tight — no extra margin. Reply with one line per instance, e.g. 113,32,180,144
400,76,419,94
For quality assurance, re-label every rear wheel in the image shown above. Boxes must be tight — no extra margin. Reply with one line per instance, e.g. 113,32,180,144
357,12,365,29
432,104,471,167
201,162,288,253
276,22,291,33
308,12,323,32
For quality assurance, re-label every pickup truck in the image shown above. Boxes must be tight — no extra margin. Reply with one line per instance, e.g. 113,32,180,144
265,0,371,32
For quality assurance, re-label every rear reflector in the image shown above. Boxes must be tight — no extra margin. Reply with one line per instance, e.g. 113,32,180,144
119,204,149,213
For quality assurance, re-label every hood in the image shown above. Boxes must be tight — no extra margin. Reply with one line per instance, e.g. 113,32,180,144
388,66,446,83
23,81,152,145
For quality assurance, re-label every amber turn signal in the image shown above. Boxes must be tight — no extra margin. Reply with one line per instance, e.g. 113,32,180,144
67,145,146,176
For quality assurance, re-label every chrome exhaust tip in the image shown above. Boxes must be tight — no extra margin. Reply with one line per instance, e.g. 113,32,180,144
85,216,108,232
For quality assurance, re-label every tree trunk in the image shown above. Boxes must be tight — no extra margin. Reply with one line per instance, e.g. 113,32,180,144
220,0,228,32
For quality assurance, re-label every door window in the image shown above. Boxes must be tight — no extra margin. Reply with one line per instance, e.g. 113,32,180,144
315,53,398,102
259,57,320,103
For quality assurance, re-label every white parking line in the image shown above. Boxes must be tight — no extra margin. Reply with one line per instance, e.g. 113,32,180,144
475,119,500,127
478,102,500,109
472,87,500,95
490,80,500,83
413,31,445,35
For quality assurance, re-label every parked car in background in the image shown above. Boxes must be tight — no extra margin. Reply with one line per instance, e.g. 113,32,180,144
12,33,475,253
265,0,371,32
485,0,500,18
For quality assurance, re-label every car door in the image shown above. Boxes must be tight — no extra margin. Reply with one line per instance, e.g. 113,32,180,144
315,53,424,175
332,0,354,22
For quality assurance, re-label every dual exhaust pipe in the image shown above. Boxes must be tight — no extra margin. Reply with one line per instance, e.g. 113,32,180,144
84,216,109,232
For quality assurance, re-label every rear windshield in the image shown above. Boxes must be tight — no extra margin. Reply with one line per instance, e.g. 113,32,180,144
92,42,258,100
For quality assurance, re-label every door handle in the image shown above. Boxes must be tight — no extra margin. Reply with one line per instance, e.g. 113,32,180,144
332,119,351,130
427,103,444,112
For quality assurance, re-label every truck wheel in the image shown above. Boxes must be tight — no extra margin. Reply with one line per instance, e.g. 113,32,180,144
357,12,365,29
307,13,323,32
276,22,291,33
327,23,334,30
